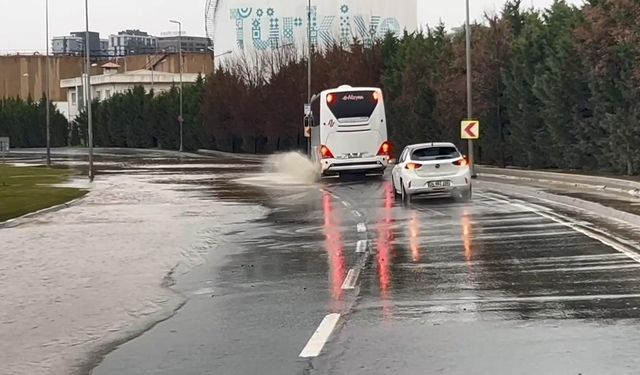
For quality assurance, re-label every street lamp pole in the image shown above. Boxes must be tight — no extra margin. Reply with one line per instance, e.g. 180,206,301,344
170,20,183,152
465,0,475,176
306,0,312,156
45,0,51,167
85,0,94,180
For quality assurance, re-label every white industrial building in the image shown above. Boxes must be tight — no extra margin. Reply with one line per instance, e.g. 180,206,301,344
59,63,199,120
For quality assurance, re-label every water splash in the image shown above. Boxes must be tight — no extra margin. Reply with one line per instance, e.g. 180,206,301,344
237,152,319,188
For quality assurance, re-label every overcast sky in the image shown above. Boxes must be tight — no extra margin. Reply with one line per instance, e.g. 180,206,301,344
0,0,581,53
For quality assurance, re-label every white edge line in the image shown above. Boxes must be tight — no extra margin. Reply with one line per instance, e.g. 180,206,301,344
482,193,640,264
299,313,341,358
356,240,367,253
341,268,360,290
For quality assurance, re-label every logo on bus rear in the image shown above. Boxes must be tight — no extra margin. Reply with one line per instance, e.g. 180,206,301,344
327,119,336,128
342,94,365,101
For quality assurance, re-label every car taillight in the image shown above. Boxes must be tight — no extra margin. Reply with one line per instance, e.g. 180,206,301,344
320,145,334,159
405,163,422,170
453,158,468,167
373,91,381,102
377,141,392,156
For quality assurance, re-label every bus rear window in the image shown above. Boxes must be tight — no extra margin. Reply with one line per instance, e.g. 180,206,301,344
327,91,378,120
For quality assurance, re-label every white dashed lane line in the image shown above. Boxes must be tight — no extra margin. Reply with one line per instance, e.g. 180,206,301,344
356,240,368,253
341,268,360,290
357,223,367,233
299,314,341,358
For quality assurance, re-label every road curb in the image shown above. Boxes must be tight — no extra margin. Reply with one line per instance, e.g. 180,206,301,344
0,194,88,229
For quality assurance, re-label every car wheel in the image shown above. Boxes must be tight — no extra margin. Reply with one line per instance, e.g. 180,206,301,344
401,181,411,204
457,185,472,202
392,178,400,199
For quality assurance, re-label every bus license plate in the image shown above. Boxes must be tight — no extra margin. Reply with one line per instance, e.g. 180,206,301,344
344,153,363,159
428,181,451,188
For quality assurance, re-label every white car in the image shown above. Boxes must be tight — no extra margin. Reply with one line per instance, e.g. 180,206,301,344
391,142,472,202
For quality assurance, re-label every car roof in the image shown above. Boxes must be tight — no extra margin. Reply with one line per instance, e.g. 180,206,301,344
405,142,457,150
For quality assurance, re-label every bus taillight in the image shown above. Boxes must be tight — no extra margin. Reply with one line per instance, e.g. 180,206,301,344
373,91,381,101
320,145,335,159
377,141,392,157
326,93,335,104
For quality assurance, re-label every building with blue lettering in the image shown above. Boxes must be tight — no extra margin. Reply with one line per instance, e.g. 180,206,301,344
207,0,418,54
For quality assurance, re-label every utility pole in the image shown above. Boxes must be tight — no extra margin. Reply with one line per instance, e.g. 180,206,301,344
170,20,183,152
85,0,94,180
465,0,475,176
45,0,51,167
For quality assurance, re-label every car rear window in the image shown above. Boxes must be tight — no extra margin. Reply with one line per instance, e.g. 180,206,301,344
411,146,460,161
327,90,377,120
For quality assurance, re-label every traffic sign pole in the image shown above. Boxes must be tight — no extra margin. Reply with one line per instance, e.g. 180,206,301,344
465,0,475,177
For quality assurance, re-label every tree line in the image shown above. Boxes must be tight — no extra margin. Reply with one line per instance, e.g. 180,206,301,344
73,77,205,150
8,0,640,174
197,0,640,174
0,97,68,148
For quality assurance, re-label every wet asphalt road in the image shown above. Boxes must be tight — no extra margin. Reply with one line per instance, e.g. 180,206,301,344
6,149,640,374
87,152,640,375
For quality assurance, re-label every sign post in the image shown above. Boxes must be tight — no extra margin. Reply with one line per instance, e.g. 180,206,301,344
0,137,9,186
304,104,312,155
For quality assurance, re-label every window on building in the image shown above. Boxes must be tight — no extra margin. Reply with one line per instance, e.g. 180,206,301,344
106,90,111,98
97,90,102,100
71,92,77,105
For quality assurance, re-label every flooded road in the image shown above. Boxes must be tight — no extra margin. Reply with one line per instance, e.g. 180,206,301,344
1,149,264,375
4,149,640,374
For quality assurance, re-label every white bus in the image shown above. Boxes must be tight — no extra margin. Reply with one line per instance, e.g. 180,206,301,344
309,85,391,177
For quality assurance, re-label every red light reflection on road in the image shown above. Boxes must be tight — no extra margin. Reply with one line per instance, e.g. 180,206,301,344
409,211,421,262
376,182,395,319
461,210,473,263
322,191,346,310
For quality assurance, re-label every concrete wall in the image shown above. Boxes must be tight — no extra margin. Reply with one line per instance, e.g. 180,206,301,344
0,55,92,101
0,54,214,101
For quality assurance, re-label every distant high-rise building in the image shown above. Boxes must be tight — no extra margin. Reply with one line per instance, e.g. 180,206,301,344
51,35,84,55
108,29,158,56
52,31,107,56
70,31,105,57
158,35,211,54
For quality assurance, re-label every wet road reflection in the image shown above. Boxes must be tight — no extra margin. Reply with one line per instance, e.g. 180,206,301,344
409,211,420,263
375,181,396,320
322,191,346,310
23,149,640,375
316,181,640,374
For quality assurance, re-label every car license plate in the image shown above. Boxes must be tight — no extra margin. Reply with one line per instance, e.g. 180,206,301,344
428,180,451,188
